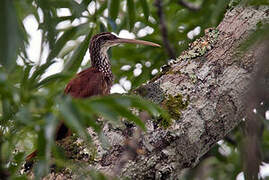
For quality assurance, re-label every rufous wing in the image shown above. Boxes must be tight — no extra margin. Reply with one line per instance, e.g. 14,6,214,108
64,67,110,98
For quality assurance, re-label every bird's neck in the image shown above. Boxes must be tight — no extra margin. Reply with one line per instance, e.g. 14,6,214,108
90,47,113,82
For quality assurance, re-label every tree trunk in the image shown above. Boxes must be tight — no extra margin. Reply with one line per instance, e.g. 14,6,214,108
45,5,269,179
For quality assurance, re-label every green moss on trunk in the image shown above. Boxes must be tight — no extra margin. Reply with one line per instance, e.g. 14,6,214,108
163,94,189,120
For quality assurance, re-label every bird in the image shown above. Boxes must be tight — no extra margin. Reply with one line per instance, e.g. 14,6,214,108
65,32,160,98
58,32,160,139
25,32,160,164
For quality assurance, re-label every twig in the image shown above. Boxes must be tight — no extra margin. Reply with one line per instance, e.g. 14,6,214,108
178,0,202,11
155,0,176,59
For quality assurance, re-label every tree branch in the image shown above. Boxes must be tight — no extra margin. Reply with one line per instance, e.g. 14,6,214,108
44,6,269,179
112,6,269,178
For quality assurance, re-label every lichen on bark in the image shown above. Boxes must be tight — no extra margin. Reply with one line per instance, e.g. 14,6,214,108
134,81,165,104
169,28,219,65
163,94,189,120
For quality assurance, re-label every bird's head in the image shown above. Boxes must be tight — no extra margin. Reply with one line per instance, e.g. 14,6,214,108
89,32,160,77
89,32,160,53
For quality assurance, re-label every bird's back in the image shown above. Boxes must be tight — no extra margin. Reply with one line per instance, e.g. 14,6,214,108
64,67,111,98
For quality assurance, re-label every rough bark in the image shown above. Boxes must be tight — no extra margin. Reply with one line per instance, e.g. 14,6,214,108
44,6,269,179
95,6,269,179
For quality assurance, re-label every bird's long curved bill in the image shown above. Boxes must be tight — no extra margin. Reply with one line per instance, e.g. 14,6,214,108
113,38,161,47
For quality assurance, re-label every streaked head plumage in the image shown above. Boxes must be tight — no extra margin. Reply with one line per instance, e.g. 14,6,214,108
89,32,160,79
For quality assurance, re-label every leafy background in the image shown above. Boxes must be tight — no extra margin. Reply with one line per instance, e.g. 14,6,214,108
0,0,269,179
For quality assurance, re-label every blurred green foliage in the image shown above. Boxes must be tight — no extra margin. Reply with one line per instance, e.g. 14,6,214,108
0,0,269,179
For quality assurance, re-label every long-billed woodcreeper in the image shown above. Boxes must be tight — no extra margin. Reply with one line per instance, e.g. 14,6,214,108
26,32,160,162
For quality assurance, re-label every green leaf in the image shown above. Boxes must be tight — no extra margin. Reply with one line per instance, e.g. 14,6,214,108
1,99,11,120
47,27,79,62
91,97,145,129
129,96,159,116
22,64,33,85
29,60,56,84
8,152,25,175
210,0,230,26
113,102,146,130
13,0,37,20
44,114,57,154
127,0,135,30
58,44,77,59
34,128,49,179
34,159,48,180
81,0,93,7
108,0,120,20
86,100,119,122
15,107,33,125
34,73,69,89
118,95,170,125
58,97,89,140
84,95,170,130
94,1,108,17
89,169,109,180
63,29,93,73
140,0,149,21
0,0,23,71
36,1,57,50
10,176,28,180
248,0,269,5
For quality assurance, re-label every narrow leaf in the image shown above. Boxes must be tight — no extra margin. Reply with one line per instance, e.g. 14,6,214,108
113,103,146,130
140,0,149,21
2,98,13,121
47,27,79,62
44,114,57,157
36,1,57,50
9,152,25,175
58,98,88,139
34,129,49,179
130,96,170,119
22,64,33,85
90,97,145,130
108,0,120,20
87,101,119,122
63,30,92,73
29,60,56,83
34,73,68,89
127,0,135,30
0,0,23,71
